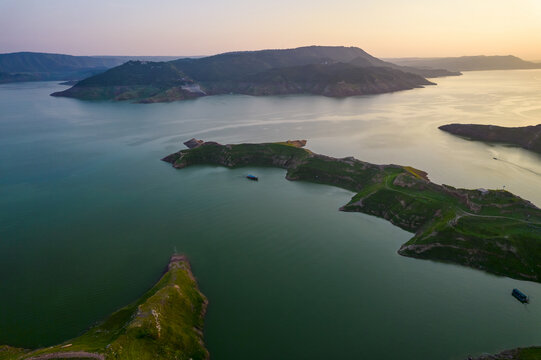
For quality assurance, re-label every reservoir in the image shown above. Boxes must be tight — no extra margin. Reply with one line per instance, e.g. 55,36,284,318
1,70,541,359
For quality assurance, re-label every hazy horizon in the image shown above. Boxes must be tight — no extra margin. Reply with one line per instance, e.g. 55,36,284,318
1,0,540,61
1,47,540,63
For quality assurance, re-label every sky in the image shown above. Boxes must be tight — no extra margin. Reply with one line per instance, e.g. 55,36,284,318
1,0,540,60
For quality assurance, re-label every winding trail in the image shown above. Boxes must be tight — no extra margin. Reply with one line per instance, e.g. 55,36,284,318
382,172,541,226
25,352,104,360
456,208,541,226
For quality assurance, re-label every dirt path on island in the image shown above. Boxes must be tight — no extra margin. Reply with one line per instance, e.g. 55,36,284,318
25,351,104,360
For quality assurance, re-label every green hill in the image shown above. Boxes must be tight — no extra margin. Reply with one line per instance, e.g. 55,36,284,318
52,46,448,102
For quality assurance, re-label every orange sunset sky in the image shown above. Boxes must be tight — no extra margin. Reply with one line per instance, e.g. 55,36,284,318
1,0,540,60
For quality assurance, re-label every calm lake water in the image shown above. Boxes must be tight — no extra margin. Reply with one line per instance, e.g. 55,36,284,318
1,70,541,359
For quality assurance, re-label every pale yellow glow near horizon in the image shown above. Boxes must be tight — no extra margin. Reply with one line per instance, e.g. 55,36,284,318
1,0,540,60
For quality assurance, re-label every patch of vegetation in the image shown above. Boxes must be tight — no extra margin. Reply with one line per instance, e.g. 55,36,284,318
0,255,208,360
0,346,27,359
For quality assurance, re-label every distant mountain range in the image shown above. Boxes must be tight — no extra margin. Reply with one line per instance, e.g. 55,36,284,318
51,46,461,102
0,52,185,83
385,55,541,72
3,51,540,89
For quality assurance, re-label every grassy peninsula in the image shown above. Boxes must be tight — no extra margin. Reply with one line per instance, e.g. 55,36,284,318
440,123,541,154
163,140,541,283
0,255,208,360
50,46,457,103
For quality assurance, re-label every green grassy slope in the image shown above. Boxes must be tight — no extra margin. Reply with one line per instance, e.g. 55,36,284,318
163,141,541,283
0,255,208,360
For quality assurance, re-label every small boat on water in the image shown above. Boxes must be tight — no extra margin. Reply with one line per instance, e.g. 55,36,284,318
246,174,258,181
512,288,529,303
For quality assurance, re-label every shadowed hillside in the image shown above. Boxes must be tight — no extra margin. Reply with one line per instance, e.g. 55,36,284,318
51,46,447,102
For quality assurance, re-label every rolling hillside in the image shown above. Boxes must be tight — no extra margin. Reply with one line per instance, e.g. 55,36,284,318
52,46,441,102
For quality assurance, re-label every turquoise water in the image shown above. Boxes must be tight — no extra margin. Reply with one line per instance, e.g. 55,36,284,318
1,71,541,359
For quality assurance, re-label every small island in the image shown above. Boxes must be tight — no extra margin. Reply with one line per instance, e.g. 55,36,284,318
0,255,208,360
439,123,541,154
163,140,541,284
